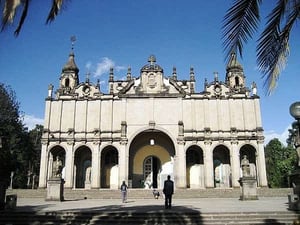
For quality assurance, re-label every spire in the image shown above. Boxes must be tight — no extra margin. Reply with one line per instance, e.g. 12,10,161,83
62,36,79,74
226,52,243,72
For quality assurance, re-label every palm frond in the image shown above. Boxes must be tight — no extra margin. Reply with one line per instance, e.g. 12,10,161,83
46,0,65,24
222,0,262,62
257,0,299,94
14,0,29,36
1,0,21,31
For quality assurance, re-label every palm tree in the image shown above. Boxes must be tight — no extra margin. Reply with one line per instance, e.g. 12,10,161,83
222,0,300,95
1,0,66,36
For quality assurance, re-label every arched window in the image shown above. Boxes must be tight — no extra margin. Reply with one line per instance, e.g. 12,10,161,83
65,78,70,87
235,76,240,86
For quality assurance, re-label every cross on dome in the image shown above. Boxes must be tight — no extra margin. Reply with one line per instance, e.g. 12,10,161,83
148,55,156,65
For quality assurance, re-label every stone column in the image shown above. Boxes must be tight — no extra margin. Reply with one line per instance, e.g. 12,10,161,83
176,142,186,188
38,142,48,188
230,141,240,188
64,142,74,188
204,141,214,188
257,140,268,187
119,142,128,186
91,141,100,188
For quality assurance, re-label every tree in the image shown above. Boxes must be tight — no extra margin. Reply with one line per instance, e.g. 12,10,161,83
222,0,300,94
265,138,297,188
0,0,67,36
0,83,43,188
0,83,23,184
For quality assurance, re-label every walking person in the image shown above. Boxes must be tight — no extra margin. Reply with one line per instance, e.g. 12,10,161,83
163,175,174,209
120,181,128,203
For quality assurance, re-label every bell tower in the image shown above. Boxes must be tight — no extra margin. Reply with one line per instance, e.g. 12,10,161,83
58,36,79,95
225,52,245,91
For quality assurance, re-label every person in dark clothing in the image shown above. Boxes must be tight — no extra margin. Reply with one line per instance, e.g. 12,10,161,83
163,175,174,209
120,181,128,203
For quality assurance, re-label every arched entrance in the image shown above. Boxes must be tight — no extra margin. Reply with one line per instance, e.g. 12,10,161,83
74,146,92,189
101,146,119,188
143,156,161,189
240,144,257,178
129,130,175,189
186,146,204,188
213,145,231,188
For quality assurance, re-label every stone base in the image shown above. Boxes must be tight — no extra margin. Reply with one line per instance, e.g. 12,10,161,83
239,177,258,201
85,182,91,190
46,178,64,201
288,194,300,211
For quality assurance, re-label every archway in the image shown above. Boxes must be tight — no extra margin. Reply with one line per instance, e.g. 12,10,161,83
101,146,118,188
129,129,175,188
240,144,257,178
74,146,92,189
186,146,204,188
48,146,65,179
213,145,231,188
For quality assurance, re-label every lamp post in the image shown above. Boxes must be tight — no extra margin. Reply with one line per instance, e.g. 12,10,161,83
288,102,300,210
289,102,300,167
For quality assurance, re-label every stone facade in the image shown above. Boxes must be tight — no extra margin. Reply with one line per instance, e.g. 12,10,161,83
38,51,268,190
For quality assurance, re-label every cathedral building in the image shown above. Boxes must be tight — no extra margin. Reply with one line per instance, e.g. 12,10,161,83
38,50,268,190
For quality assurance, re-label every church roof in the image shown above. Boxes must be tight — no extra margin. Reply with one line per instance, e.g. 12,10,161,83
62,51,79,74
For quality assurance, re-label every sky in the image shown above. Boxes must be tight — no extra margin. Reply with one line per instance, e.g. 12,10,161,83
0,1,299,145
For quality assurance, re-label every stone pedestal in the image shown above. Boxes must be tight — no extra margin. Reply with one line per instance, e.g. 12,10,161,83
288,170,300,211
46,178,64,201
239,177,258,200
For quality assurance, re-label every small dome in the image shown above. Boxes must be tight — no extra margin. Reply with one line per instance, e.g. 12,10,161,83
62,51,79,73
141,55,163,72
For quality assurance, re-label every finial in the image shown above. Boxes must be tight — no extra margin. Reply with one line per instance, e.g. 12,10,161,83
148,55,156,66
109,67,114,82
70,35,76,51
190,67,195,81
172,67,177,80
48,84,54,98
127,67,132,80
85,72,90,83
213,71,218,81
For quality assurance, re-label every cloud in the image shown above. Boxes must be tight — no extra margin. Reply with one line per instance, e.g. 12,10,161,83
264,126,290,146
23,114,44,130
93,57,126,77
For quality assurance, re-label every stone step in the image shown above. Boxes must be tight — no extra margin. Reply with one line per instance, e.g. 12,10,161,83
0,211,298,225
6,188,292,199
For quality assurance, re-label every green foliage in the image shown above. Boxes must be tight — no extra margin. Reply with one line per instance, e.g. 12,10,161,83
0,83,43,188
0,83,22,185
265,138,297,188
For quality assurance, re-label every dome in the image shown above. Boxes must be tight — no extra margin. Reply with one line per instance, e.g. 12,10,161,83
140,55,163,72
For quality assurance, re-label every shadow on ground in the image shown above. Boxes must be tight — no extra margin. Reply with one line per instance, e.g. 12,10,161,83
1,202,299,224
2,204,204,225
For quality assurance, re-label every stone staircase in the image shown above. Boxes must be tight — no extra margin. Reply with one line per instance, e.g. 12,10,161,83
6,187,293,199
0,210,298,224
2,188,298,224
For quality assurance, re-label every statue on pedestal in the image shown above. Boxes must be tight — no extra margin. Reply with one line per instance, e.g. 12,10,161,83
53,156,63,178
241,155,251,177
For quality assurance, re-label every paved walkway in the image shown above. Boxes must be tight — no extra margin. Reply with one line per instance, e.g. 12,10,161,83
12,197,293,213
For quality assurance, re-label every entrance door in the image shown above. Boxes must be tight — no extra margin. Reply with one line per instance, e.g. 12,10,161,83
144,156,160,189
